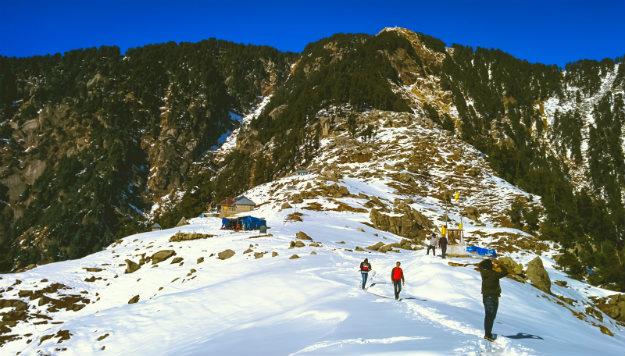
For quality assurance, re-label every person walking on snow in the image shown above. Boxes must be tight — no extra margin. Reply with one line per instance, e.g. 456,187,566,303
359,258,372,289
479,258,508,342
391,261,405,300
438,234,448,259
426,232,438,256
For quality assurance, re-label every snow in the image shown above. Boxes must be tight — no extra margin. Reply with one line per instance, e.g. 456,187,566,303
3,106,625,355
2,208,624,355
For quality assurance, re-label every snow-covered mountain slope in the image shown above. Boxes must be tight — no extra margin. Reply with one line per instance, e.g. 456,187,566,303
2,113,624,355
1,208,623,355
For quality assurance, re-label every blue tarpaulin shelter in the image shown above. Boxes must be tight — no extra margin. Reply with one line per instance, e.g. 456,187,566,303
466,245,497,257
221,216,266,231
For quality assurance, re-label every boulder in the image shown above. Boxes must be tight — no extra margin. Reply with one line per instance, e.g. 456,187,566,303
378,243,398,253
289,240,306,249
296,231,312,240
151,250,176,264
128,295,139,304
398,239,415,250
367,242,385,251
125,259,141,274
369,203,431,239
176,217,188,227
496,257,524,275
218,249,236,260
526,257,551,293
595,294,625,323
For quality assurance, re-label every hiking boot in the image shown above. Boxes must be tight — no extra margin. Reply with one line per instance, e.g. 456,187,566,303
484,335,496,342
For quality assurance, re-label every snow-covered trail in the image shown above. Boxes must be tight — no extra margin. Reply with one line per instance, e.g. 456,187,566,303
3,212,625,355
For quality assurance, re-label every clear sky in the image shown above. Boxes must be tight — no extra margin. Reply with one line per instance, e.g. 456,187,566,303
2,0,624,66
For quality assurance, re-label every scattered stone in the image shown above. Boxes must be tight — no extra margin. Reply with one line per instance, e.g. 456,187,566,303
296,231,312,240
243,248,254,254
311,251,317,255
526,257,551,293
151,250,176,264
281,202,292,209
84,276,97,283
286,212,303,222
39,330,71,345
254,252,265,259
448,262,470,267
309,242,322,247
289,254,300,260
554,280,568,288
83,267,103,272
218,249,236,260
170,257,184,264
197,257,205,264
289,240,306,248
169,232,214,242
97,333,109,341
272,252,279,257
125,259,141,274
599,325,614,336
367,242,385,251
355,246,365,251
594,294,625,323
128,295,140,304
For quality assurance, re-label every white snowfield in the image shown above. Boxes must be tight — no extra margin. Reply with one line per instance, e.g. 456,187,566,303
2,205,624,355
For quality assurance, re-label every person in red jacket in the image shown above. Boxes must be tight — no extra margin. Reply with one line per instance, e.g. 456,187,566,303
359,258,372,289
391,261,405,300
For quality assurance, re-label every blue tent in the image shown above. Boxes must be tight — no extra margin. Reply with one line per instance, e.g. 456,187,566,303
221,216,266,231
466,245,497,257
239,216,266,230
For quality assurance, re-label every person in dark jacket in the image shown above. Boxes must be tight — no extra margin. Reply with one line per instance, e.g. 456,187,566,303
438,234,448,259
359,258,372,289
391,261,405,300
479,258,508,341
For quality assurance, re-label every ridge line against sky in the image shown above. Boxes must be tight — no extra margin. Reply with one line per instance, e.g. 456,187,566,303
2,0,625,66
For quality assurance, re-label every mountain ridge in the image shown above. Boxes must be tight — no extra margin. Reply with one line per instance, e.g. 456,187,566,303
1,27,624,292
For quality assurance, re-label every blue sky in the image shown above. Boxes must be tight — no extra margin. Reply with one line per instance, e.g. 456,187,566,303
2,0,624,66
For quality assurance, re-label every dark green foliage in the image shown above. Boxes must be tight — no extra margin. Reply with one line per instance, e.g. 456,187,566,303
553,110,583,163
442,45,625,290
0,39,294,271
249,32,412,178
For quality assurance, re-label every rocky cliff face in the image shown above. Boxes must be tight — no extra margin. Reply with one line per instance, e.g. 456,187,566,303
0,41,294,271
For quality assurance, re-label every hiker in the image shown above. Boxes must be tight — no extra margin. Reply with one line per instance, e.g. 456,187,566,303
391,261,405,300
478,258,508,342
438,234,448,259
359,258,372,289
426,232,438,256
